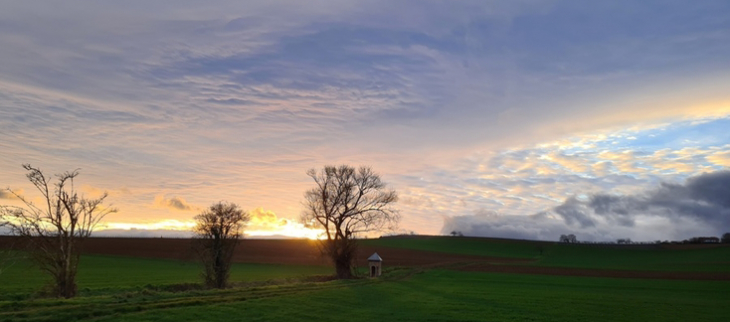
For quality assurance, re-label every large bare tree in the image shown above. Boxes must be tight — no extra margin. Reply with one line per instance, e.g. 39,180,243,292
0,164,115,298
302,165,399,279
193,202,250,289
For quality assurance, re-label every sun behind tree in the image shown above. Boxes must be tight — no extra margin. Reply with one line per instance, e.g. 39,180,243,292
301,165,399,279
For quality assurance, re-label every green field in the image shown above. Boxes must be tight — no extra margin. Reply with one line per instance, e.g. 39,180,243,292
364,237,730,271
106,270,728,322
1,237,729,322
364,236,544,258
0,254,332,299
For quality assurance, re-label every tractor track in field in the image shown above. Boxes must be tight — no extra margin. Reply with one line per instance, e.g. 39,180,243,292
2,261,727,322
0,264,426,322
0,276,385,322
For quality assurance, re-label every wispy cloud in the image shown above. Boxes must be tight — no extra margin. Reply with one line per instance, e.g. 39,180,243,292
0,189,23,200
1,1,730,238
404,117,730,235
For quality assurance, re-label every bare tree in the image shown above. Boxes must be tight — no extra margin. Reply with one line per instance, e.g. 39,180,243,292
302,165,399,279
0,164,115,298
193,202,249,289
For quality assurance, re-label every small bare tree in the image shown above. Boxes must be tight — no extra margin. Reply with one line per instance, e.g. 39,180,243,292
193,202,249,289
302,165,399,279
0,164,115,298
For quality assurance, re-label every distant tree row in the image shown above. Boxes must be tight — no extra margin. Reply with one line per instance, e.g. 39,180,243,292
683,236,723,244
1,164,399,297
558,233,730,245
559,234,577,243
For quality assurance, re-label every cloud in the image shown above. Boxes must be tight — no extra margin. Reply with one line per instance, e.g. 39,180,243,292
1,1,730,237
0,189,23,200
153,195,199,212
92,208,323,239
442,170,730,241
708,151,730,167
82,185,130,199
442,210,571,241
552,171,730,230
246,207,323,239
249,207,289,229
93,228,194,238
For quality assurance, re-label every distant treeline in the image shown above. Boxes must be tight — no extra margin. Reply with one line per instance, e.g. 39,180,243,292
557,233,730,245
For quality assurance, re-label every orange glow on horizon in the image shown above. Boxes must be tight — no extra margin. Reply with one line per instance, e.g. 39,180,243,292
97,219,325,240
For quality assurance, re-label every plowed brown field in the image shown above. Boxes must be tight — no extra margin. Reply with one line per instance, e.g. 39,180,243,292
3,236,727,280
75,237,531,267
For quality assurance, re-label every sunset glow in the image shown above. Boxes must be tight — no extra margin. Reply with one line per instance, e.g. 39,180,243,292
93,208,325,239
1,1,730,241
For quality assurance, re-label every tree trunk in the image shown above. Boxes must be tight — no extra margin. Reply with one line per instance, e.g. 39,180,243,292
213,238,226,289
215,248,224,288
63,243,75,298
334,258,352,279
58,252,77,298
56,265,76,298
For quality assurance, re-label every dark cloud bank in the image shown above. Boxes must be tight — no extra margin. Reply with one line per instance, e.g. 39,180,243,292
442,171,730,241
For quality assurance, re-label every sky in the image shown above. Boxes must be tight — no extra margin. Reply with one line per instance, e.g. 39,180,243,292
1,0,730,241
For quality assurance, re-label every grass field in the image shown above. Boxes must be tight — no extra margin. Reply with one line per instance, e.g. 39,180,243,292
1,237,729,321
363,236,544,258
2,268,728,322
127,270,728,322
0,253,332,299
364,236,730,272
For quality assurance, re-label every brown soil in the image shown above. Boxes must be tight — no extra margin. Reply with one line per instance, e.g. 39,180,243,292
80,238,328,265
72,237,529,267
3,236,727,281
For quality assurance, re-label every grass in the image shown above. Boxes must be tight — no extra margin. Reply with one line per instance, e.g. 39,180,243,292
0,253,332,298
536,243,730,272
363,236,543,258
5,269,726,322
364,236,730,271
2,237,729,321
